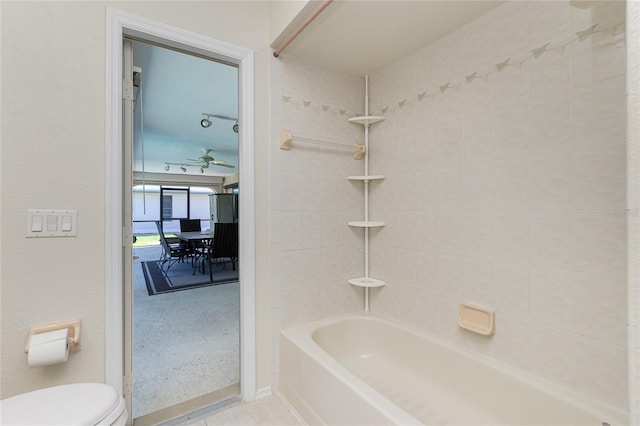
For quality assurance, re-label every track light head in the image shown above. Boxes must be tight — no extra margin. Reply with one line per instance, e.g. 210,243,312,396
200,167,205,174
180,165,187,173
201,118,212,128
233,122,239,133
164,164,170,171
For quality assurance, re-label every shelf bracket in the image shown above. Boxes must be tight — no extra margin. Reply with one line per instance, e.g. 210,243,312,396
352,143,365,160
279,128,293,150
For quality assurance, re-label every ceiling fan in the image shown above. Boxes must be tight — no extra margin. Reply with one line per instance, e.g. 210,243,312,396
187,148,235,169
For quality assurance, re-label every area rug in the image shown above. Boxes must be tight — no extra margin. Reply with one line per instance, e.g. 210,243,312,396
141,259,238,296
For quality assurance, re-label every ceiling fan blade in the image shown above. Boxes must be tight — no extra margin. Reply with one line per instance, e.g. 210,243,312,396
212,160,235,168
186,158,201,162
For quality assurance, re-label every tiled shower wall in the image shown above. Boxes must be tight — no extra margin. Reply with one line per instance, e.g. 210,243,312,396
269,55,366,385
368,0,628,412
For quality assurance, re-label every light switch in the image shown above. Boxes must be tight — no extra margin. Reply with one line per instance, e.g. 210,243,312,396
46,215,58,232
31,215,43,232
27,209,77,238
61,216,72,232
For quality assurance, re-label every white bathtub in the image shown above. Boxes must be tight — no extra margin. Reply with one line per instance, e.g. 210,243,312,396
280,314,626,426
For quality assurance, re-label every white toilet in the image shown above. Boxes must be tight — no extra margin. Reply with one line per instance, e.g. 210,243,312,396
0,383,127,425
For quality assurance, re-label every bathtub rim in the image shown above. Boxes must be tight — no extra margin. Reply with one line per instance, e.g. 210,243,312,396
281,312,629,426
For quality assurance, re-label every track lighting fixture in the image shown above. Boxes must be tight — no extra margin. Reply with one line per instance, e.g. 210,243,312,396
201,112,239,133
165,162,221,174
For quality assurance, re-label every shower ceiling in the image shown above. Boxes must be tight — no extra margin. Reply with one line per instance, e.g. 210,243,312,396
274,1,505,76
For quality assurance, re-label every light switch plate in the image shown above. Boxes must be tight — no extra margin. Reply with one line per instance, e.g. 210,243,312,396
26,209,78,238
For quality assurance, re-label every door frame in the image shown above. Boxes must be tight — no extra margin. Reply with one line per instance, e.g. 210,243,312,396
105,7,256,402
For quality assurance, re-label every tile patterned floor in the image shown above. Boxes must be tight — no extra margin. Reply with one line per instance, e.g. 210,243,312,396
183,394,304,426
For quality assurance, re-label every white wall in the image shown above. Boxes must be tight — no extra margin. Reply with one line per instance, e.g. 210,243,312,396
0,1,271,398
269,53,366,388
626,1,640,422
132,190,213,234
368,0,628,413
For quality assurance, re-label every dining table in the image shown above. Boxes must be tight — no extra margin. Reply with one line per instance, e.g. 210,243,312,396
173,231,214,275
173,230,214,244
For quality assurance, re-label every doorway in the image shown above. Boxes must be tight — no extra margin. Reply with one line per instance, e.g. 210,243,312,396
128,38,240,421
105,9,257,425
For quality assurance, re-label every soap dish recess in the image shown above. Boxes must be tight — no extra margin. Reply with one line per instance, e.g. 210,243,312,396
458,303,495,336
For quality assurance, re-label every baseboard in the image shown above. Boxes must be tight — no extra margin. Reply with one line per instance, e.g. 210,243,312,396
256,386,272,399
276,390,308,425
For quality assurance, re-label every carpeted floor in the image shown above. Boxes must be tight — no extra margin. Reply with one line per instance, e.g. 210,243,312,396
133,245,239,418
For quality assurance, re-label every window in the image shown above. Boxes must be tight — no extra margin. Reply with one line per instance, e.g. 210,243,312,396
161,195,173,220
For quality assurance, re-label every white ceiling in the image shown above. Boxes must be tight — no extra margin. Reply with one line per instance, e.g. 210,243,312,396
132,1,504,178
132,40,239,177
278,1,505,76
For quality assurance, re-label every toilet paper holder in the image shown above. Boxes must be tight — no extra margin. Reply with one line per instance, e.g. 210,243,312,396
24,319,81,353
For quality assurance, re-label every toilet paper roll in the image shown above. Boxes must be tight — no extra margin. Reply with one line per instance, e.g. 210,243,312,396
27,328,70,367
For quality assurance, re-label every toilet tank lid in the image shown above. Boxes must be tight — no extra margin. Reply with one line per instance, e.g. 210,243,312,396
0,383,122,426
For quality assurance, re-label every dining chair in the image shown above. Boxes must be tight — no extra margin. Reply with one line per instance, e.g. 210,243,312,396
207,222,239,282
155,221,182,261
157,225,192,272
179,219,201,232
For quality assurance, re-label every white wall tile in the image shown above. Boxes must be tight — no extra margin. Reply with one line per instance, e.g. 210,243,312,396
530,211,573,269
530,267,574,330
571,272,627,346
493,212,530,265
462,257,496,307
490,313,532,372
572,76,626,149
491,263,529,318
493,67,528,118
493,111,529,162
280,211,302,251
572,143,626,209
276,0,629,413
572,336,628,409
366,0,629,410
301,211,322,249
529,57,572,106
571,212,626,277
573,46,626,86
527,323,574,388
530,100,572,154
492,159,530,210
463,160,496,210
530,150,574,209
462,119,496,163
276,55,368,333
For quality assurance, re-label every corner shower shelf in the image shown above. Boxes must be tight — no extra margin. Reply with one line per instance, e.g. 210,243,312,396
348,116,386,126
348,175,385,182
348,78,386,310
348,221,385,228
348,277,386,288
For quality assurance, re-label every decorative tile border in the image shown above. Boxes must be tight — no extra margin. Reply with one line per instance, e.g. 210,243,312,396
280,21,624,120
281,95,362,118
377,21,625,116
